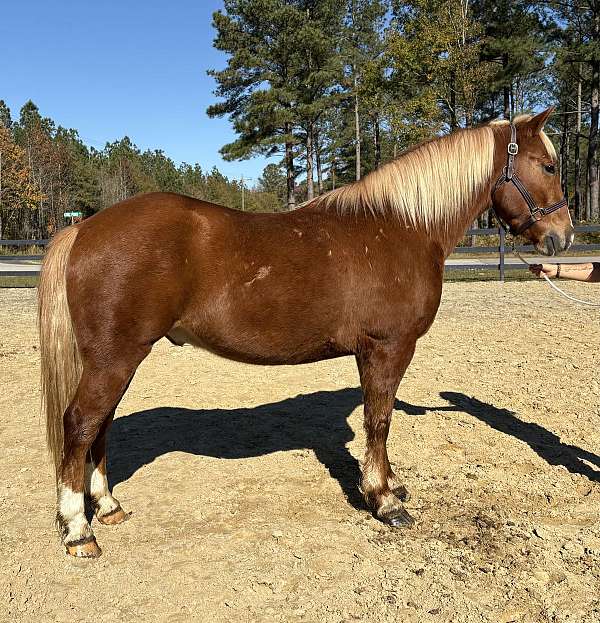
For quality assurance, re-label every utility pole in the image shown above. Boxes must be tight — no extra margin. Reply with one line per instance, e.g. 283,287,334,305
241,174,245,211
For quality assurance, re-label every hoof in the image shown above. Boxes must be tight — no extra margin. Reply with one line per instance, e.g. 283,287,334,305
379,506,415,528
392,485,411,503
97,506,130,526
65,536,102,558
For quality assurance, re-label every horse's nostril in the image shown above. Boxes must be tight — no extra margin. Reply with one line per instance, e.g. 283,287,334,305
545,235,557,256
546,231,572,254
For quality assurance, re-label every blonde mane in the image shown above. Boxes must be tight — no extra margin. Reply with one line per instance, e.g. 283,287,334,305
312,125,495,230
310,115,556,229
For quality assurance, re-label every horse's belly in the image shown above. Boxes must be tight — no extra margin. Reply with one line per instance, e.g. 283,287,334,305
166,321,348,365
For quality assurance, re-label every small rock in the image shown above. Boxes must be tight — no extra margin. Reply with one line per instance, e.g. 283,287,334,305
272,530,283,538
531,569,550,584
533,526,549,539
499,607,526,623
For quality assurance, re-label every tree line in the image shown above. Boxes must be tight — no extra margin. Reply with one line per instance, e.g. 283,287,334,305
208,0,600,225
0,101,285,240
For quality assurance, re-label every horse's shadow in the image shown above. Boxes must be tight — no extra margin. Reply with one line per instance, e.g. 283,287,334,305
439,391,600,482
110,388,398,509
108,388,600,510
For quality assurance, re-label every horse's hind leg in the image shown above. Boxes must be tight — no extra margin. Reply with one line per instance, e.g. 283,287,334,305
58,353,147,557
85,410,128,525
356,338,416,527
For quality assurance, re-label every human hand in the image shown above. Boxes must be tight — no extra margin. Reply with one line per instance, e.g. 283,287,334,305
529,263,558,278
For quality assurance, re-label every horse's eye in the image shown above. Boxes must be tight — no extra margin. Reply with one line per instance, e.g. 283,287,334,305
544,163,556,175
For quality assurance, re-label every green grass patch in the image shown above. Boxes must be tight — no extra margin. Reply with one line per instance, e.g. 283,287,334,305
0,276,39,288
445,268,533,282
0,245,45,256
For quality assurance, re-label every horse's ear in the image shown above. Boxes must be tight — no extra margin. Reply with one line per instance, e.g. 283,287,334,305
527,107,555,136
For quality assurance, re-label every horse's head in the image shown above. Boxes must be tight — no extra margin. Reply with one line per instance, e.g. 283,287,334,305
491,108,574,256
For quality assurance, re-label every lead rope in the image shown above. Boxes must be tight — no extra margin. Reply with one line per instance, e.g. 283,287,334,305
510,239,600,307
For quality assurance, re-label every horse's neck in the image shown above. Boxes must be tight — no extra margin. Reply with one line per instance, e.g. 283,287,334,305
432,178,496,258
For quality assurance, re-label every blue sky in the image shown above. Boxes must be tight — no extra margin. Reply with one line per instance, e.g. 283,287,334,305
0,0,273,185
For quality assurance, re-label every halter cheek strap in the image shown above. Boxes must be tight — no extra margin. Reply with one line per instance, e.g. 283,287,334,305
492,123,568,236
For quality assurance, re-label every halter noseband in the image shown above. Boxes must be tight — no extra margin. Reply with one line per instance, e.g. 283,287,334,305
492,123,567,236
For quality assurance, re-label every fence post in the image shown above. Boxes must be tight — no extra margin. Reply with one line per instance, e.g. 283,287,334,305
499,226,505,282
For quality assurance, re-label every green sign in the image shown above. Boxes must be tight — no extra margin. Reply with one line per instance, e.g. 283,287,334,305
63,211,83,218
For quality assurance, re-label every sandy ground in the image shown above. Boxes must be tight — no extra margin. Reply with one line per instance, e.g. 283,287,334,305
1,282,600,623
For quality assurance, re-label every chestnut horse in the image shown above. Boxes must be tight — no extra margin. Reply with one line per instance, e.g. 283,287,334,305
39,109,573,557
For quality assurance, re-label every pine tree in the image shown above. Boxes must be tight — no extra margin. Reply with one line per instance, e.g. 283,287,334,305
0,100,11,130
207,0,311,209
472,0,548,119
342,0,388,180
258,163,287,205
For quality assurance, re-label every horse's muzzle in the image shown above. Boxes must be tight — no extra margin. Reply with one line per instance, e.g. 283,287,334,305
540,229,574,256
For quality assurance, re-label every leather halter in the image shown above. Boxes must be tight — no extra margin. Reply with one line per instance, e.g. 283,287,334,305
492,123,567,236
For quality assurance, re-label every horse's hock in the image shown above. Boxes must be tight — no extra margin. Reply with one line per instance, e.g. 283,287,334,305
2,282,599,622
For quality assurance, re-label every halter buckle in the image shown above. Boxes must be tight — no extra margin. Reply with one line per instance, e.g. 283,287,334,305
508,142,519,156
531,208,544,222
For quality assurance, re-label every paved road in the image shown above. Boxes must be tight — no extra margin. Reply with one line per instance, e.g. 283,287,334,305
0,259,41,276
2,255,600,275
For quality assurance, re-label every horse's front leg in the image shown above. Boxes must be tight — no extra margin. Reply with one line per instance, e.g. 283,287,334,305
356,337,416,527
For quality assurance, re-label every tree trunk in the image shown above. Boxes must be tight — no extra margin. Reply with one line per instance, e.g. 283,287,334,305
510,84,515,118
449,70,458,130
374,114,381,169
306,124,314,201
588,35,600,220
354,75,361,181
503,53,510,120
285,122,295,210
560,106,569,199
331,157,336,191
314,127,323,195
575,73,583,221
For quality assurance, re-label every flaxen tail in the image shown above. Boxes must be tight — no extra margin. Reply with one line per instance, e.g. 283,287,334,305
38,226,81,484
